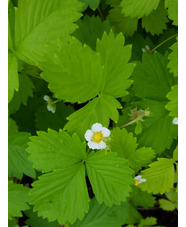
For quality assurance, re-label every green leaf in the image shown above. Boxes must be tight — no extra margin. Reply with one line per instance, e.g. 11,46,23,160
166,188,178,203
79,0,100,11
159,199,176,211
167,41,178,77
142,0,168,35
25,208,58,227
15,0,83,65
110,127,155,172
107,7,138,37
27,129,87,172
135,121,143,135
120,0,160,18
85,150,134,206
139,158,174,194
9,74,34,114
96,30,134,98
8,52,19,102
8,0,15,50
30,163,89,224
65,94,122,139
133,52,175,101
165,84,178,117
8,181,30,220
139,217,157,227
165,0,178,25
73,15,111,50
173,146,178,162
35,102,74,131
8,117,18,134
130,186,156,208
8,131,35,179
40,37,104,103
72,198,131,227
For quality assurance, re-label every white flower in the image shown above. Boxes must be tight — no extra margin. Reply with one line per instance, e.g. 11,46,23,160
84,123,110,150
142,45,150,53
43,95,56,114
134,175,146,186
172,117,178,125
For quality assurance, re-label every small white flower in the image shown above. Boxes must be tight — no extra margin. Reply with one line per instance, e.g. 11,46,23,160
134,175,146,186
84,123,110,150
43,95,56,114
172,117,178,125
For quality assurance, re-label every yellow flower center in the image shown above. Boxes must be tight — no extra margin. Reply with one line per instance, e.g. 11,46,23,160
134,179,139,186
92,131,103,143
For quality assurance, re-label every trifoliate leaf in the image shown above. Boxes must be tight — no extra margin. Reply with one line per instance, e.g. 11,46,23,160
133,52,175,101
9,74,34,114
85,150,134,206
8,52,19,102
35,102,74,131
8,131,35,179
120,0,160,18
107,7,138,37
30,163,89,224
40,37,104,104
27,129,87,172
139,158,174,194
96,30,134,98
167,41,178,77
72,198,131,227
159,199,176,211
142,0,168,35
73,15,111,50
8,181,30,220
79,0,100,11
15,0,83,65
65,94,122,139
165,0,178,25
110,127,155,172
130,186,156,208
165,84,178,117
138,217,157,227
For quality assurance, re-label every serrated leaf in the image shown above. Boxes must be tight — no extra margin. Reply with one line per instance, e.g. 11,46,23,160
139,217,157,227
139,158,174,194
9,74,34,114
72,198,131,227
107,7,138,37
15,0,83,65
73,15,111,50
79,0,100,11
65,94,122,139
8,181,30,220
35,102,74,131
27,129,87,172
133,52,175,101
30,163,89,224
85,150,134,206
159,199,176,211
110,127,155,172
8,131,35,179
165,0,178,25
8,52,19,102
96,30,134,98
167,41,178,77
40,37,104,103
130,186,156,208
142,0,168,35
120,0,160,18
165,84,178,117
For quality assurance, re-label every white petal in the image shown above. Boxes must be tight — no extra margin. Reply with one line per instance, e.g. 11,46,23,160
88,141,97,149
172,117,178,125
134,175,142,180
145,45,150,50
85,130,93,141
139,178,146,183
91,123,103,132
101,127,110,137
51,106,56,114
43,95,50,101
47,105,52,112
97,141,106,149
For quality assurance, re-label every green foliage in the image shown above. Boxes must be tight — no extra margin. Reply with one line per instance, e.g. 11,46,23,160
167,41,178,77
138,217,157,227
139,158,175,194
8,181,30,220
165,84,178,117
165,0,178,25
159,188,178,211
79,0,100,11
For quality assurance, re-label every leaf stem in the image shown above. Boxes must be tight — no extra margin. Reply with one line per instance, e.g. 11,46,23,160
149,34,178,54
86,147,91,155
119,120,137,128
98,6,104,21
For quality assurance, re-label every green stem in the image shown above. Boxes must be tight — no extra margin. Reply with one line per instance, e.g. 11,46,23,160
86,147,91,155
98,6,104,21
149,34,178,54
119,120,136,128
